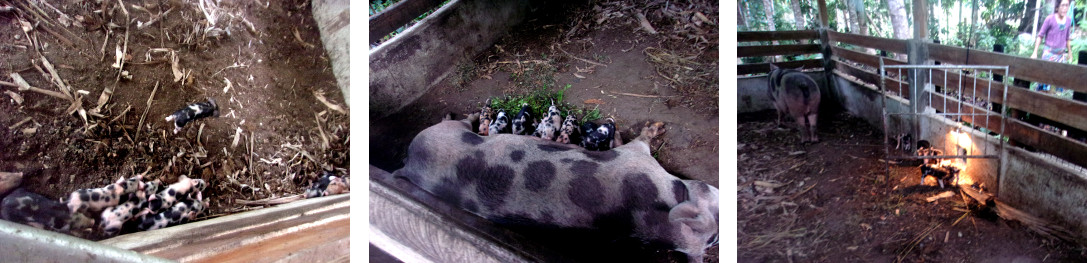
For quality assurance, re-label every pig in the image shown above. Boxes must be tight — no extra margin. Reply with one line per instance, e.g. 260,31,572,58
512,103,533,135
67,174,143,214
580,118,619,151
99,184,152,236
488,111,510,135
920,164,959,188
556,113,580,144
0,171,22,198
165,98,219,134
532,103,563,141
138,191,206,231
477,99,495,136
146,176,203,214
393,114,719,262
1,188,73,232
304,171,351,198
768,64,821,143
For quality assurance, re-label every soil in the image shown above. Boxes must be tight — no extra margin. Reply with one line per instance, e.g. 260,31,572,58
369,0,718,262
0,0,348,240
738,109,1086,262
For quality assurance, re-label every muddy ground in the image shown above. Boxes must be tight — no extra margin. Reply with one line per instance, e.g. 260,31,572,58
0,0,348,239
738,109,1086,262
369,0,718,262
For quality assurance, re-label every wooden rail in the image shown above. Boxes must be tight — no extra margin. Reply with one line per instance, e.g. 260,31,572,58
737,44,821,57
827,31,908,54
738,59,823,75
927,43,1087,93
830,46,906,68
737,30,819,42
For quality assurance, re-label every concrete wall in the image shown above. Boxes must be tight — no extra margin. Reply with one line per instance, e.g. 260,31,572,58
312,0,350,105
737,71,830,113
369,0,532,118
828,74,1087,244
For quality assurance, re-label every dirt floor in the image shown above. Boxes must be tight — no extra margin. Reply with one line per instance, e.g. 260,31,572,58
369,0,718,262
738,109,1086,262
0,0,348,239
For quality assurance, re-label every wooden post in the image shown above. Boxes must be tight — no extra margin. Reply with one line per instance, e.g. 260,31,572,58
913,0,928,40
1075,50,1087,102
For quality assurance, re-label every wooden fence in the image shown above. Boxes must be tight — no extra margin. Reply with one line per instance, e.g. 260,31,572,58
739,29,1087,169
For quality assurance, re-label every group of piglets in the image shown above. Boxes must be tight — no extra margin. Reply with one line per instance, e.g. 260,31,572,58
303,171,350,198
475,100,622,151
0,171,208,237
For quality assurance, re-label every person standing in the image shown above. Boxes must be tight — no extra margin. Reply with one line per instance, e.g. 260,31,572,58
1032,0,1073,96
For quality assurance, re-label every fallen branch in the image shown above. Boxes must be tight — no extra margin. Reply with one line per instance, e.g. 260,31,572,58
9,117,32,129
557,46,607,67
5,73,70,100
610,91,671,98
314,90,346,114
135,81,158,142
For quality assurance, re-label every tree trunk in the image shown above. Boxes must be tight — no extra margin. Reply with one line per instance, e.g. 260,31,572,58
969,0,979,47
762,0,780,62
887,0,910,39
739,2,748,29
1033,0,1042,37
791,0,807,30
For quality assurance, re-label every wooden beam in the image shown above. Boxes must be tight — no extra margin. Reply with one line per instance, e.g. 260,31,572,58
738,44,821,57
738,59,824,75
927,43,1087,93
912,0,928,39
827,31,909,54
818,0,829,28
737,30,820,42
831,46,907,69
369,0,447,44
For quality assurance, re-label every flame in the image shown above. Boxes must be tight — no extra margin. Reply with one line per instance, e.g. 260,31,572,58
950,130,972,149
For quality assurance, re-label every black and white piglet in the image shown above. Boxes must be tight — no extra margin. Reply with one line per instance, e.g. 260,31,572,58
67,174,144,214
304,171,350,198
580,118,619,151
99,181,158,236
138,191,206,231
533,103,563,141
556,114,579,144
165,98,219,134
145,175,205,214
1,188,73,232
512,103,532,135
488,111,510,135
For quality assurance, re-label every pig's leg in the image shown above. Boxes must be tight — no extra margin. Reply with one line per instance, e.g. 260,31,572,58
792,112,808,142
806,113,819,143
621,121,666,155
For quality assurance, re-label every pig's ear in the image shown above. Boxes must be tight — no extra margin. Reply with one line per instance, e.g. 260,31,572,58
668,202,716,233
798,65,805,71
769,63,779,71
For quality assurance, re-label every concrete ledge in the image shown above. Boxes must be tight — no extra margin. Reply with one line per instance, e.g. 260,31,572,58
737,71,829,114
311,0,350,105
369,0,532,118
0,220,170,263
100,194,349,262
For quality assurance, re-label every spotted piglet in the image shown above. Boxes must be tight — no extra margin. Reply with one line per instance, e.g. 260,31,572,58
555,114,579,144
165,98,219,134
394,115,719,262
67,174,144,214
532,103,563,141
488,111,510,135
477,99,495,136
138,193,204,231
305,171,351,198
580,118,619,151
1,188,74,232
146,176,204,214
512,103,532,135
99,181,157,236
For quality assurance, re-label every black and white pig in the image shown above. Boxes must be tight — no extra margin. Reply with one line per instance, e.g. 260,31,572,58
477,99,495,136
305,171,350,198
1,188,73,232
137,192,205,231
145,175,205,214
512,103,532,135
165,98,219,134
768,64,821,143
533,103,563,141
67,174,144,214
555,114,579,144
580,118,620,151
488,111,510,135
99,181,157,236
393,114,719,262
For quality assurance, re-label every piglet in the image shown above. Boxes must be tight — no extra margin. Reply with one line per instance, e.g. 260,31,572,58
556,114,579,144
768,64,821,143
477,99,495,135
1,188,73,232
511,103,532,135
533,102,563,140
488,111,510,135
99,183,153,236
67,174,143,214
146,176,202,214
165,98,219,134
580,118,618,151
305,171,350,198
138,193,205,231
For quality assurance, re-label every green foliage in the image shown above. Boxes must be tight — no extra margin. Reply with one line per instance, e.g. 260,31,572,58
486,84,602,125
370,0,452,43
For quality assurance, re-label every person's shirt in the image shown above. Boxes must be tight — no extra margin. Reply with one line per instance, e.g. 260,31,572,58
1039,13,1072,51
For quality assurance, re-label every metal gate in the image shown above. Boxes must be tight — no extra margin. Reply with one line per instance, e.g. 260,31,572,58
879,58,1008,187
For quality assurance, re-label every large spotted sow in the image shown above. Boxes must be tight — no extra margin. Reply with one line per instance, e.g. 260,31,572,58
393,113,719,262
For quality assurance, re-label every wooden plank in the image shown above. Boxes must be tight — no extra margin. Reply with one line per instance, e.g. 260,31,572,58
818,0,829,27
738,44,821,57
832,57,910,97
737,30,820,42
738,59,824,75
827,31,908,53
927,43,1087,93
925,69,1087,132
370,0,447,44
831,46,907,69
926,91,1004,133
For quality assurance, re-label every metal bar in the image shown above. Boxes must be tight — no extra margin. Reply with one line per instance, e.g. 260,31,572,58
884,64,1010,70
